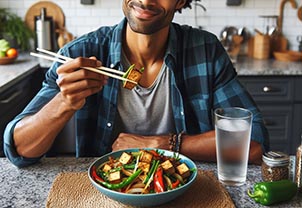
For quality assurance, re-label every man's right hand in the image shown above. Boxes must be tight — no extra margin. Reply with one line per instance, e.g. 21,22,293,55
56,57,108,110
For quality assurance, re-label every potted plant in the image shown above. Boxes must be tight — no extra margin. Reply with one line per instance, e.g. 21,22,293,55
0,8,34,51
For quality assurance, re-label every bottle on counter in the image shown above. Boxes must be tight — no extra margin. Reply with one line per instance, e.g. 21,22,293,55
261,151,290,182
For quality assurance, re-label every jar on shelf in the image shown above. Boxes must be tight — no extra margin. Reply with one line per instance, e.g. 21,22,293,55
261,151,289,182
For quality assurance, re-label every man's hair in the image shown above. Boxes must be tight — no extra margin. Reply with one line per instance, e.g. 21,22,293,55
178,0,201,13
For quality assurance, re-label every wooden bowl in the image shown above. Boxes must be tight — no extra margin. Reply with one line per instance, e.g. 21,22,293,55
273,51,302,62
0,56,17,65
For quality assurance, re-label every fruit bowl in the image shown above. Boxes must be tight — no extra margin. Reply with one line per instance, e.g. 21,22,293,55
88,148,198,207
0,56,17,65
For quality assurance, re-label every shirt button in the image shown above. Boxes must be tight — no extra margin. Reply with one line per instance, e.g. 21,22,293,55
107,123,112,128
180,111,184,116
110,63,114,68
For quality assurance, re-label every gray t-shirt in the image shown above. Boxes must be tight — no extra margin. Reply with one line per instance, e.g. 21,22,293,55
114,53,176,136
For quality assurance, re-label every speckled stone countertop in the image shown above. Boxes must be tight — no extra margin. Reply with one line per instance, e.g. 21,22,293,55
0,157,301,208
235,56,302,76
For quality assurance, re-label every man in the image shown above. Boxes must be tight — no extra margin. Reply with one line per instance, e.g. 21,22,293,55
4,0,268,167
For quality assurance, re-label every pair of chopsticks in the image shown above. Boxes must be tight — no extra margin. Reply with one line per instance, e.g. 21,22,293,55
30,48,137,84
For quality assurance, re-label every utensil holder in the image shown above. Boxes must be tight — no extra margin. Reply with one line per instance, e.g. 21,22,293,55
253,34,270,59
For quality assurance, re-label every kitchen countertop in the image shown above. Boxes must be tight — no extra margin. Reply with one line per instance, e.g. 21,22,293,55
0,157,301,208
1,54,302,94
235,56,302,76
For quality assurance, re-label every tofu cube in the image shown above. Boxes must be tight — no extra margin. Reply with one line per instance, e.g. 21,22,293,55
108,171,121,183
161,160,175,175
102,164,112,172
176,163,190,178
119,152,132,164
139,151,153,163
138,162,151,173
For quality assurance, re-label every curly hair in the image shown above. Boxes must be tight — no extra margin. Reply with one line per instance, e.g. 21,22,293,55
178,0,201,13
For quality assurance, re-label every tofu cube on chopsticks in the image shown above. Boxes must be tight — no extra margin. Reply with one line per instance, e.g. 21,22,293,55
123,64,144,90
161,160,175,175
119,152,133,164
176,163,190,179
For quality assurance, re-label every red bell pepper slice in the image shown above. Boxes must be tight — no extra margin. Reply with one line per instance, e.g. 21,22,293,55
153,167,165,193
91,166,104,183
149,149,160,157
172,179,180,189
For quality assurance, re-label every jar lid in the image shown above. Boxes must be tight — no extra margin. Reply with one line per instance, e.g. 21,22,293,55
262,151,289,167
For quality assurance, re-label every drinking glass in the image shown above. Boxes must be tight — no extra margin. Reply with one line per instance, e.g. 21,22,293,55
214,107,253,186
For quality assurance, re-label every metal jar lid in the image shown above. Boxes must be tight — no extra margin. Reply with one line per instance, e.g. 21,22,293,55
262,151,289,167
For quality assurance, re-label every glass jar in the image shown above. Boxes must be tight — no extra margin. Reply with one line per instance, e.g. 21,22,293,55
261,151,289,182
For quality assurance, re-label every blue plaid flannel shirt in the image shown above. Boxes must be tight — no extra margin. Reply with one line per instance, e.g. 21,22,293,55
4,18,269,167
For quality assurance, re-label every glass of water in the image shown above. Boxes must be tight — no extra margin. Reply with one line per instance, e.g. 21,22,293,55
214,107,253,186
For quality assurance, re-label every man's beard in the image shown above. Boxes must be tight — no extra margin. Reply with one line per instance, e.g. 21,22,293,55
124,1,172,35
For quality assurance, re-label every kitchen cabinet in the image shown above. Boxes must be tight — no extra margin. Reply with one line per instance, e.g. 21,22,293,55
0,68,44,157
238,75,302,155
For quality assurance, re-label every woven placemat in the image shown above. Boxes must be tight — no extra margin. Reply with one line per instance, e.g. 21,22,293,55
45,170,235,208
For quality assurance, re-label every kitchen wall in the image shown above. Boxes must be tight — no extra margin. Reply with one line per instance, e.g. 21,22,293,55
1,0,301,50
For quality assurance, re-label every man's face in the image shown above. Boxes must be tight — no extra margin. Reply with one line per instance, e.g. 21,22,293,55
122,0,183,34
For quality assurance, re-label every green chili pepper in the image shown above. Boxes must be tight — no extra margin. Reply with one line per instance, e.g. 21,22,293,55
143,160,159,184
123,163,135,169
98,168,143,190
247,180,298,206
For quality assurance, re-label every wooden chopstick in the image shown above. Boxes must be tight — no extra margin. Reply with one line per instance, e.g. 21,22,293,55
30,50,137,85
36,48,125,76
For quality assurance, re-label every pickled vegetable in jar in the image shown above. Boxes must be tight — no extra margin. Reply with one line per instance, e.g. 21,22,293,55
261,151,289,182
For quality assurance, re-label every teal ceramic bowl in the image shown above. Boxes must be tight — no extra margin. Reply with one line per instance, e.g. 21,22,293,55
88,148,197,207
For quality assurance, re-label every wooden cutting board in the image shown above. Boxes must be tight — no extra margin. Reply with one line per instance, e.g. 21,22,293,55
25,1,65,31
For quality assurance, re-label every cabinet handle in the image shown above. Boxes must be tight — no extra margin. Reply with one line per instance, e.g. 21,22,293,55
0,90,23,104
263,86,272,92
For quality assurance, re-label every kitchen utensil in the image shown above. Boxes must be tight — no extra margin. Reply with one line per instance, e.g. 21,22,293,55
35,8,55,51
277,0,297,35
25,1,65,32
298,6,302,21
259,15,278,35
56,28,74,48
30,48,139,84
253,33,270,59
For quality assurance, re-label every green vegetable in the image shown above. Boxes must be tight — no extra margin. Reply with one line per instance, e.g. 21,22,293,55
122,64,135,79
143,160,159,184
94,167,143,190
247,180,298,206
0,39,10,53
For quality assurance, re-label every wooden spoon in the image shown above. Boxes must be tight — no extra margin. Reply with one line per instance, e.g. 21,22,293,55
277,0,297,34
298,6,302,21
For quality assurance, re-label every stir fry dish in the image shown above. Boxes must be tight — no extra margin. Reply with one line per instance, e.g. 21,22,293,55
122,64,144,90
91,149,195,194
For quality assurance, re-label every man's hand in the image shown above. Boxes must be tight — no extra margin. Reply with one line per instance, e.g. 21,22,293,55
56,57,108,110
112,133,170,151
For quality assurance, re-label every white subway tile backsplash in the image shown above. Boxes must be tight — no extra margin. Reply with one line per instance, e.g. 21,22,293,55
0,0,301,50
